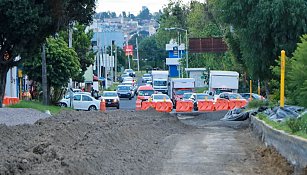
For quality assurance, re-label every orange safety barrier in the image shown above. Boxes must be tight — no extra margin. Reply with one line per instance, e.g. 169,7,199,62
2,96,19,106
214,99,229,111
197,100,214,112
135,100,142,111
141,101,156,110
228,99,248,110
100,100,106,112
155,102,173,113
176,101,193,112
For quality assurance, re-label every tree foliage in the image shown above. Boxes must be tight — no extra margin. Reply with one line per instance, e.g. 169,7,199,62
23,37,80,103
137,7,152,20
214,0,307,81
0,0,95,106
59,23,95,82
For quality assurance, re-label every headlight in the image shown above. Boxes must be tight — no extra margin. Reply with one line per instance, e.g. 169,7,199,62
113,98,118,102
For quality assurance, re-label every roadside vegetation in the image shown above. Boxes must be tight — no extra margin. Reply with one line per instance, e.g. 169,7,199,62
8,101,67,115
257,113,307,139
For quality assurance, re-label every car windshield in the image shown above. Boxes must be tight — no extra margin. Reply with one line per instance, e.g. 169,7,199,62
183,93,193,99
103,92,117,97
139,90,154,96
175,89,193,95
153,80,167,86
196,94,213,100
143,74,151,77
122,74,129,77
117,86,130,90
153,95,170,100
229,94,243,99
125,69,133,73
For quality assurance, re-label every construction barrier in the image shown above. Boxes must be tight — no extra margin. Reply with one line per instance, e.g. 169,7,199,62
135,100,142,111
141,101,156,110
214,99,229,111
155,102,173,113
2,96,20,106
100,100,106,112
176,101,193,112
197,100,215,112
228,99,248,110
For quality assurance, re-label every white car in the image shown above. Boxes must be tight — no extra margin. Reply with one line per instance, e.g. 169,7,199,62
150,94,173,104
59,94,101,111
100,91,120,109
122,77,134,82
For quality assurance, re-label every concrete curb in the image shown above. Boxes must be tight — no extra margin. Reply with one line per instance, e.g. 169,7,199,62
250,115,307,170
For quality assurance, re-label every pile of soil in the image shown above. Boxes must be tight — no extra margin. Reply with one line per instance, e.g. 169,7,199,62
0,109,190,175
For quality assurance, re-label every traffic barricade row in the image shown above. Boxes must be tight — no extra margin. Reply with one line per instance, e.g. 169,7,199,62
137,101,173,113
176,101,193,112
2,96,20,106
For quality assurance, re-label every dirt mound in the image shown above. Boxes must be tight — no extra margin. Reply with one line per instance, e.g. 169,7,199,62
0,109,189,175
256,147,294,175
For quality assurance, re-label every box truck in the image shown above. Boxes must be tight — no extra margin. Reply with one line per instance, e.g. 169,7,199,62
151,70,169,94
169,78,195,106
209,70,239,95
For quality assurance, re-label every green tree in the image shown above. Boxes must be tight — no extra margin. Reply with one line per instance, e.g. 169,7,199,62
137,6,152,20
139,36,167,69
23,37,80,104
59,23,95,82
288,35,307,107
0,0,95,107
214,0,307,95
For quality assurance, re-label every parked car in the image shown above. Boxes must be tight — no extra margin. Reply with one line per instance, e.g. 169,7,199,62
59,94,100,111
100,91,120,109
146,80,152,86
124,69,136,77
149,94,172,105
217,92,246,101
192,93,214,111
117,85,134,100
142,73,152,83
240,93,265,101
137,85,155,101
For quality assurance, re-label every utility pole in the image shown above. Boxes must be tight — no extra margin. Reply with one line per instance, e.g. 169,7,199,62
136,37,140,71
115,45,118,82
110,41,113,82
42,43,48,105
68,23,73,108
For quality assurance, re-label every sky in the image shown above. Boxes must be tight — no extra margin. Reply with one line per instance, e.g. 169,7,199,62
96,0,202,15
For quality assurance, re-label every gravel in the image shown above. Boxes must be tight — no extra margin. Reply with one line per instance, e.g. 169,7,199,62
0,108,50,126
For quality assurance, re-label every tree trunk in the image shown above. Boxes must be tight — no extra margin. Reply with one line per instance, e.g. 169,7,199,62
264,80,270,98
0,64,9,108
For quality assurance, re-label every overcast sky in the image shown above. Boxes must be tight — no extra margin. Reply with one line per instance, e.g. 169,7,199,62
96,0,202,15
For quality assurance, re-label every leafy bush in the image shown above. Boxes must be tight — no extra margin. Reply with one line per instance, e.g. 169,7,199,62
285,114,307,134
247,100,269,109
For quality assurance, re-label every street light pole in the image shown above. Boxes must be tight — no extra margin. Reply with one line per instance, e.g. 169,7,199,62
185,29,188,69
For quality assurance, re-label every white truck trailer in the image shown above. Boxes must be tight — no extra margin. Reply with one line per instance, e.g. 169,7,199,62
209,71,239,95
151,70,169,94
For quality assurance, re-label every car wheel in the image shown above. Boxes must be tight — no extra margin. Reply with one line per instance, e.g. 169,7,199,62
59,103,67,108
117,105,120,109
129,97,132,100
88,105,97,111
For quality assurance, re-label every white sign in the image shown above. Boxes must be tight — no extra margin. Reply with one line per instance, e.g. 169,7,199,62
166,58,181,65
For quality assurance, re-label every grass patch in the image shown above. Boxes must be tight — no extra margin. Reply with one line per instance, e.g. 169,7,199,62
105,82,119,91
195,87,208,93
8,100,65,115
257,113,307,139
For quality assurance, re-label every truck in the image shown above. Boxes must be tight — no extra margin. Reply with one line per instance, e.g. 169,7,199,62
208,70,239,95
151,70,169,94
169,78,195,106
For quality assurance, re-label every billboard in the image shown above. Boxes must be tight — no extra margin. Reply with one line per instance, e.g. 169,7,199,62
123,45,133,56
189,38,228,53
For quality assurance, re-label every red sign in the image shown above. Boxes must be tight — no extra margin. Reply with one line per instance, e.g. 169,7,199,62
123,45,133,56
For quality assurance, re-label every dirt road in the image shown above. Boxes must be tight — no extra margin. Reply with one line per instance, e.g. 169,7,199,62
0,109,293,175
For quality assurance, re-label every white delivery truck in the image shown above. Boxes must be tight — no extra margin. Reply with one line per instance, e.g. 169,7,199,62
169,78,195,106
151,70,169,94
209,70,239,95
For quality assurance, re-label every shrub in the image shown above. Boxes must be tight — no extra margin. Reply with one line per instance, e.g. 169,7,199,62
248,100,269,109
